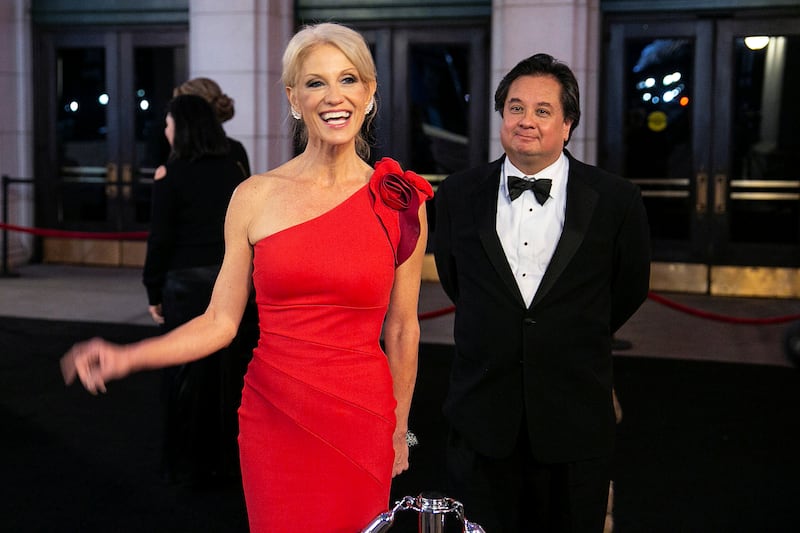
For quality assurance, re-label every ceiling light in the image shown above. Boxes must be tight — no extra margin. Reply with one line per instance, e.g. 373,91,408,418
744,36,769,51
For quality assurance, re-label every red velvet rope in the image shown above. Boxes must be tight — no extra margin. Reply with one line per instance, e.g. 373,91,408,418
645,291,800,325
418,306,456,320
0,222,147,240
418,292,800,324
2,222,798,324
418,293,799,324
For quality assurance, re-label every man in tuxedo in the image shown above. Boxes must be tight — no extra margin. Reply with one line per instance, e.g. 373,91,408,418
433,53,651,532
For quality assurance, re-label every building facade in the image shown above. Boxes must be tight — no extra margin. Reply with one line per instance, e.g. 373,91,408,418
1,0,798,296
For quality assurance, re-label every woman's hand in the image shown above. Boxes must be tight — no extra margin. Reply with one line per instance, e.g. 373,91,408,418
60,337,131,395
149,304,165,325
391,429,410,477
154,165,167,181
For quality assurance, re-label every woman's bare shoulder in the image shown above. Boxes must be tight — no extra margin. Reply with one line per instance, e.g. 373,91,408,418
230,173,278,208
228,164,299,226
237,163,297,194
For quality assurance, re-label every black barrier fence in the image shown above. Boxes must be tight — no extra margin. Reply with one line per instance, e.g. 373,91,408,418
1,174,34,277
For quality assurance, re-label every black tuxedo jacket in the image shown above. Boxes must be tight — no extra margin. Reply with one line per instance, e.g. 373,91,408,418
433,151,651,463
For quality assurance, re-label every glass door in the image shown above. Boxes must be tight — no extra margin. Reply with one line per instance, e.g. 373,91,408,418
602,15,800,296
36,28,186,238
124,31,188,229
603,20,714,266
712,18,800,267
358,24,490,177
47,33,112,231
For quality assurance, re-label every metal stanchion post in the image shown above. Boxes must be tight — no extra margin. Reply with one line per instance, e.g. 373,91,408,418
362,492,485,533
1,175,21,278
2,175,11,277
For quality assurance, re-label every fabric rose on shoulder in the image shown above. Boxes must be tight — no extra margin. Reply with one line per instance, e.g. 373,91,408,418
368,157,433,266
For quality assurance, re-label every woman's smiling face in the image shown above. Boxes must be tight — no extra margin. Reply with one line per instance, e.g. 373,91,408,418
287,43,375,150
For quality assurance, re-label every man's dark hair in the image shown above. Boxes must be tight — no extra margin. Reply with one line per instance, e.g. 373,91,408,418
493,53,581,145
168,94,230,161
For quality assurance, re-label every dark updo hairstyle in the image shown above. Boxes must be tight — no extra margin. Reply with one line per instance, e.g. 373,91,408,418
167,94,230,161
493,53,581,145
173,77,235,123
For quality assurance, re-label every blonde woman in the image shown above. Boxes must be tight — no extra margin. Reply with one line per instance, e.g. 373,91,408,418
62,22,431,532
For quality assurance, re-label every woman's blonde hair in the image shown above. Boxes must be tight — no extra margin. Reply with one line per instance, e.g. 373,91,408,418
173,77,235,123
282,22,377,160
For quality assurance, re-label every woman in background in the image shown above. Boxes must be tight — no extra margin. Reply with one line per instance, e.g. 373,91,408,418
173,76,251,177
145,94,253,486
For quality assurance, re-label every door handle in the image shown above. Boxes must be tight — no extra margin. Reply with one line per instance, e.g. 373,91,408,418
714,173,727,214
105,162,118,199
122,164,132,200
695,171,708,214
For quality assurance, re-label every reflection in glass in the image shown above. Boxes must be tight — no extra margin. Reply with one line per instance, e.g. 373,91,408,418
133,46,186,223
408,44,470,174
624,38,693,241
56,47,108,222
731,35,799,245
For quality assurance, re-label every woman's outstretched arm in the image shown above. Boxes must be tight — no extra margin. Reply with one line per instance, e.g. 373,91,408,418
61,184,255,394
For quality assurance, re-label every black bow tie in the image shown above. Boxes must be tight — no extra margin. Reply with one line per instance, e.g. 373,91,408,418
507,175,552,204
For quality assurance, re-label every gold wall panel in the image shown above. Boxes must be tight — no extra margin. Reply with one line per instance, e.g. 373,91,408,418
649,262,708,293
44,238,121,266
711,266,800,298
44,239,147,267
121,241,146,267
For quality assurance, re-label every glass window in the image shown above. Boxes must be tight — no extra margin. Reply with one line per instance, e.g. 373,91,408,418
730,35,799,244
408,44,471,174
624,38,694,241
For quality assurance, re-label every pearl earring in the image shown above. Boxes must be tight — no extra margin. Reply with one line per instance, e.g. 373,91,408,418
365,97,375,115
290,107,301,120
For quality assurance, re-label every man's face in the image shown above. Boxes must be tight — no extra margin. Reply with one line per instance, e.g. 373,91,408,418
499,74,572,175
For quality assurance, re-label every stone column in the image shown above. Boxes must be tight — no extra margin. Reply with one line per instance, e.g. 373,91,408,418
0,0,34,267
188,0,295,175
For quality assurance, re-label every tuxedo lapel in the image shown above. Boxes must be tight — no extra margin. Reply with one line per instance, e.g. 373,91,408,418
531,158,599,308
472,159,527,307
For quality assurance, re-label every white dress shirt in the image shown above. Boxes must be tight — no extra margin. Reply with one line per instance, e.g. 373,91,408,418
496,153,569,307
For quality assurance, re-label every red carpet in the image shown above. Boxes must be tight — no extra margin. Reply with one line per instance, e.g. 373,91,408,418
2,317,799,532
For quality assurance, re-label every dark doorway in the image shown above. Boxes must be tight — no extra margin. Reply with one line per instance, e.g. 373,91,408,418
34,27,186,264
602,14,800,295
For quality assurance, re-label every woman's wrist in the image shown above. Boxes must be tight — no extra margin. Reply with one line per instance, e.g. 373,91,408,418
394,428,418,447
